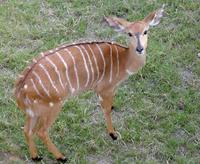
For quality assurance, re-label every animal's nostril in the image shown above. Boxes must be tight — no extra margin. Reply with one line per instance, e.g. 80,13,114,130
136,47,144,53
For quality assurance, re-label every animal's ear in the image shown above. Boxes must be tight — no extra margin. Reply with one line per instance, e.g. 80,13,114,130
143,4,165,26
104,16,131,32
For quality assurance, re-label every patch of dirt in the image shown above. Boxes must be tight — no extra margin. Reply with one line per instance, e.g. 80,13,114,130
89,105,104,125
170,129,192,157
0,0,6,4
177,145,187,156
0,67,15,78
171,129,189,140
0,152,62,164
0,151,24,164
166,23,178,31
180,69,200,89
86,154,113,164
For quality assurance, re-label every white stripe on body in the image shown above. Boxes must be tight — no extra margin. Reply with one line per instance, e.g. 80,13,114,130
114,45,120,78
33,71,50,97
74,46,90,87
39,64,59,94
80,45,95,87
30,78,43,98
56,52,75,93
106,43,113,83
46,57,65,90
64,48,80,90
87,45,100,85
96,44,106,84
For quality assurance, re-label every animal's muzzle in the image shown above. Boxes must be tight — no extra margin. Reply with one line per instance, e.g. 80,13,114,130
136,46,144,53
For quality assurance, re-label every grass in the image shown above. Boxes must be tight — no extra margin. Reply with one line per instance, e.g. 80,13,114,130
0,0,200,163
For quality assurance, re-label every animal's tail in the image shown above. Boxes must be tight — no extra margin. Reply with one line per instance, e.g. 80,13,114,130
14,67,31,110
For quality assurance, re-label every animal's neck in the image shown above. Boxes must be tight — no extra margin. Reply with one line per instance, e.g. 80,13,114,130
125,42,146,75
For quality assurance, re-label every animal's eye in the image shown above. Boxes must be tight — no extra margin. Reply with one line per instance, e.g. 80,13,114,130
144,30,148,35
128,32,133,37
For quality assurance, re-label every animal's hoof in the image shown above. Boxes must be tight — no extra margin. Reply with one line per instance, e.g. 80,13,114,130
31,156,43,162
109,133,118,140
57,157,68,163
111,106,116,110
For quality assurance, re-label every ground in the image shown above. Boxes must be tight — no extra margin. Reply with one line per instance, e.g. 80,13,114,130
0,0,199,163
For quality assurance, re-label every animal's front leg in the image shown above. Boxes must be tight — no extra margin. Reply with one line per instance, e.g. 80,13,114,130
98,92,117,140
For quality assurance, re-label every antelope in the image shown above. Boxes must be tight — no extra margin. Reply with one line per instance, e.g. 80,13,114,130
14,6,164,162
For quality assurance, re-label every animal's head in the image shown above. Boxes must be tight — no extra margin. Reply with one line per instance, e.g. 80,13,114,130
105,5,165,55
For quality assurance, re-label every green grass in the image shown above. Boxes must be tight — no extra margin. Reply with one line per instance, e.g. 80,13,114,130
0,0,200,163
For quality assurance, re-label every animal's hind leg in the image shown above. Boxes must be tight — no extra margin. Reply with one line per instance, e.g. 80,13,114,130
36,102,67,162
24,114,40,160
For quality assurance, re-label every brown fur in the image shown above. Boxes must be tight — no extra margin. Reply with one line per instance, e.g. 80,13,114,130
14,41,127,110
14,6,164,160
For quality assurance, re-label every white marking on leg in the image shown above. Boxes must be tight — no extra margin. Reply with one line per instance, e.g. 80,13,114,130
114,45,120,77
31,78,43,98
64,48,80,90
33,100,38,104
46,57,65,90
39,63,59,94
28,115,37,136
56,52,75,94
81,45,95,86
87,45,100,85
26,109,34,117
33,71,50,97
96,44,106,84
74,46,90,87
106,43,113,83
